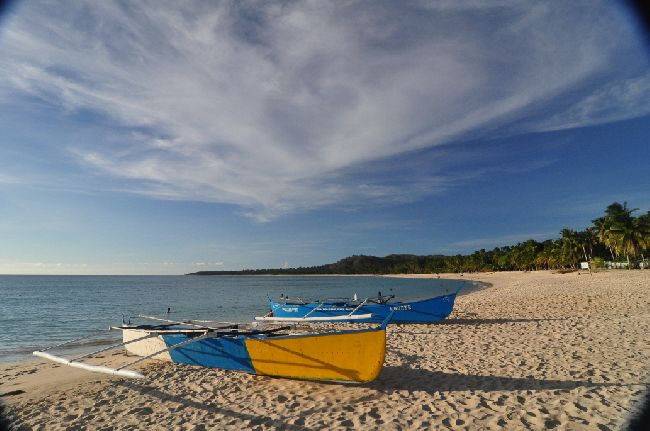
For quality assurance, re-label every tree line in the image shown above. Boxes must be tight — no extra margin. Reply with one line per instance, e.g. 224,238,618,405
189,202,650,275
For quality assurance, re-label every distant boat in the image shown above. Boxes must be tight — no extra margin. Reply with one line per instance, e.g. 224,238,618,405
256,288,461,324
33,314,390,382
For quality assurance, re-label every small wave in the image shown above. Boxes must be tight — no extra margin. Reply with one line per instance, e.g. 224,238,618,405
55,335,122,350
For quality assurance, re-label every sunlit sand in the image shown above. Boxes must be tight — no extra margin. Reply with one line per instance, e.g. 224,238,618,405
2,270,649,430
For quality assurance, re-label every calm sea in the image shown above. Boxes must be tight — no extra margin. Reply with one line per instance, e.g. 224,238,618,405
0,275,471,362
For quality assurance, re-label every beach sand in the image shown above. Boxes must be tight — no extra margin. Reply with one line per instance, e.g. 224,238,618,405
2,270,649,430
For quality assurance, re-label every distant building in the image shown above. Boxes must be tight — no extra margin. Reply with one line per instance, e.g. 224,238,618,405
605,261,629,269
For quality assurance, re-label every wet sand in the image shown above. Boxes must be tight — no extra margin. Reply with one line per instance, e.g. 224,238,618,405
2,270,649,430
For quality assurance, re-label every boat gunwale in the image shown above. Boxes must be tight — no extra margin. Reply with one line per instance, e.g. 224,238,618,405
272,291,460,308
123,325,386,342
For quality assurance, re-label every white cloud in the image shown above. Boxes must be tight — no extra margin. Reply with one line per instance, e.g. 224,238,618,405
0,173,20,184
0,261,88,268
0,1,647,220
527,74,650,133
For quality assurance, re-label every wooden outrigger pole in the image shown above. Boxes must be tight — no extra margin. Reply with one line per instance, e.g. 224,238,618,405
33,332,156,379
32,318,293,379
135,315,240,330
32,318,237,379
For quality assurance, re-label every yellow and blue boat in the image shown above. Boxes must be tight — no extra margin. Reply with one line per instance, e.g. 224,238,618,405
34,314,390,382
122,316,388,382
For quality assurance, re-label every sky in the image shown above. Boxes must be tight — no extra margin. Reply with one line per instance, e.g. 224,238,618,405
0,0,649,275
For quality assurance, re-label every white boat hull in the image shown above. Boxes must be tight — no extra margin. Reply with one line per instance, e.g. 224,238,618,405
123,329,172,362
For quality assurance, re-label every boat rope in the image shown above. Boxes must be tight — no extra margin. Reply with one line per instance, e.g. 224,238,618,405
302,302,325,319
347,298,369,317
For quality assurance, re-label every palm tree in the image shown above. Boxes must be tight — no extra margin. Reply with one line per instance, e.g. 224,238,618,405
523,239,541,270
593,216,616,260
535,240,555,270
638,212,650,264
607,205,649,268
559,229,582,268
547,241,563,269
594,202,638,263
581,228,598,261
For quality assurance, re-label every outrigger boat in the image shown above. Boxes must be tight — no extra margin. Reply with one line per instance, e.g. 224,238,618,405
256,288,461,324
33,313,391,382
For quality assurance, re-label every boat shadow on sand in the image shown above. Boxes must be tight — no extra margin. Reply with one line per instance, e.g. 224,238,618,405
437,317,567,325
113,368,629,426
113,380,318,431
369,366,624,394
110,368,641,429
390,317,569,334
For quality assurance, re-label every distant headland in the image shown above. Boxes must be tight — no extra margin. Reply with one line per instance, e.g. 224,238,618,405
187,201,649,276
186,254,444,275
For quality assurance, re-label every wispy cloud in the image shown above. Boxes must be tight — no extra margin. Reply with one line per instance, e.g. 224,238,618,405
0,173,20,184
524,74,650,133
0,260,205,275
0,262,87,267
0,1,647,220
548,192,650,218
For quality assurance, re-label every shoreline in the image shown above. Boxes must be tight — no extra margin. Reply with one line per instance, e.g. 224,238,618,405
0,274,476,364
2,270,649,430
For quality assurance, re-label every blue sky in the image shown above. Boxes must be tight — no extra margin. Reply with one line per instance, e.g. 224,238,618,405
0,1,649,275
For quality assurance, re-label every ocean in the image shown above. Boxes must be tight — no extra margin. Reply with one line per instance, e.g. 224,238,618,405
0,275,471,362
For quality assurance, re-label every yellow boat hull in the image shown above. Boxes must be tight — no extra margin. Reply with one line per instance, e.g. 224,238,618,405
124,324,388,382
245,328,386,382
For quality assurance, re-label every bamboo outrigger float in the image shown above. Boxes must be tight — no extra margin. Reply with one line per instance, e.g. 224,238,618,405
33,313,391,383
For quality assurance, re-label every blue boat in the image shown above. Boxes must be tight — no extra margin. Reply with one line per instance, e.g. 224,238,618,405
256,288,461,324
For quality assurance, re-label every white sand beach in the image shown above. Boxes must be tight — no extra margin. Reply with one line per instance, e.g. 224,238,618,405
2,270,649,430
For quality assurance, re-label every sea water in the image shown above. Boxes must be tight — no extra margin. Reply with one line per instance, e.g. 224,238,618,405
0,275,471,362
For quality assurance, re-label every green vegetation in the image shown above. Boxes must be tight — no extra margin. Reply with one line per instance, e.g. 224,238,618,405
189,202,650,275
